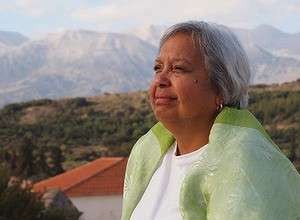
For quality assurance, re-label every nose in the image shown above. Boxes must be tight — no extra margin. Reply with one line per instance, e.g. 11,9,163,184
154,72,171,88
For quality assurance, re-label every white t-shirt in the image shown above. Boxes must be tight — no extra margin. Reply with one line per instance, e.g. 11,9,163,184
130,142,207,220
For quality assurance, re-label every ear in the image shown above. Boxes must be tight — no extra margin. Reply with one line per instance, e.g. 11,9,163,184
215,96,224,113
215,96,223,106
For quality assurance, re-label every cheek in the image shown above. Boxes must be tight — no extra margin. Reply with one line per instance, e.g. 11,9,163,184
177,82,198,102
178,83,216,109
148,81,156,105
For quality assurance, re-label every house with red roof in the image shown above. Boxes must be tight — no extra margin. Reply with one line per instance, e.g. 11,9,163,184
34,157,127,220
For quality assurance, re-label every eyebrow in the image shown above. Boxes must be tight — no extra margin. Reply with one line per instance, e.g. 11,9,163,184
155,57,193,65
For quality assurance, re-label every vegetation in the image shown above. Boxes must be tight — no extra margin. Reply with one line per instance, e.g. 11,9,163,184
248,84,300,171
0,80,299,182
0,166,80,220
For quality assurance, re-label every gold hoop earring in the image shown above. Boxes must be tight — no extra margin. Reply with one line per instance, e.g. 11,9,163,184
216,103,223,112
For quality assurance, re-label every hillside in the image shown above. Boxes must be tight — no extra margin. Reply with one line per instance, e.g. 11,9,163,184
1,25,300,107
0,30,157,107
0,80,299,181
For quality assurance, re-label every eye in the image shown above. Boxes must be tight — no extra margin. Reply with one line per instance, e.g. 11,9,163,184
154,64,162,73
173,65,185,72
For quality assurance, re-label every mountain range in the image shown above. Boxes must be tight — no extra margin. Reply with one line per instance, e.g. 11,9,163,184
0,24,299,107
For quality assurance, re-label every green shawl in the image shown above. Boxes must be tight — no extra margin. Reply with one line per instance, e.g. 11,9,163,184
121,107,300,220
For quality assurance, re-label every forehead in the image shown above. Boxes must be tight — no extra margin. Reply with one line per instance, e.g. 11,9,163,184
157,33,203,63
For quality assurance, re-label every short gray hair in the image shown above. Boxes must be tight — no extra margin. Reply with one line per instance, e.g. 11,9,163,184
159,21,251,108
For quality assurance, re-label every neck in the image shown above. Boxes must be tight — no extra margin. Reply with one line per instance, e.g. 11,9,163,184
163,117,214,155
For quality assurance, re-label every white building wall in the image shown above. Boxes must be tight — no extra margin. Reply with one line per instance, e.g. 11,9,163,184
70,195,122,220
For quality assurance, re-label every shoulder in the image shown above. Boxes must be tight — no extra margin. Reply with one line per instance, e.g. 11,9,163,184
127,122,175,168
209,123,298,183
202,125,300,219
122,124,174,219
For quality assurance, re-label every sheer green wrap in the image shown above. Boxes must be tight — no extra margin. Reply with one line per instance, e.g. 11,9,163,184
121,107,300,220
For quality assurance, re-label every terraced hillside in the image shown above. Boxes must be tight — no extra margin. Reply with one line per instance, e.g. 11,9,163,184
0,80,299,181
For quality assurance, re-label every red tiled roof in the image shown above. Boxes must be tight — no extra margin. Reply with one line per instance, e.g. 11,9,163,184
34,157,127,197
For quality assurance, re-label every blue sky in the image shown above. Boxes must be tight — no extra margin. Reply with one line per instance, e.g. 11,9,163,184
1,0,300,37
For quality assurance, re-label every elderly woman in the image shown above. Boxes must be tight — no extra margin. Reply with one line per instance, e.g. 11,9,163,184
121,21,300,220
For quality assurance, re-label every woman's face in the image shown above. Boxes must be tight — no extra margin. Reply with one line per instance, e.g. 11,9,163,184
149,33,219,124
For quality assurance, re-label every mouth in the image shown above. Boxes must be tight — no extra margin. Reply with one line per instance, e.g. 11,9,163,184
154,95,177,105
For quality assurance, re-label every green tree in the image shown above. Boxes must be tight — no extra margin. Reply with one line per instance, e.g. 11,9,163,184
47,146,64,176
14,138,36,178
0,166,44,220
0,166,80,220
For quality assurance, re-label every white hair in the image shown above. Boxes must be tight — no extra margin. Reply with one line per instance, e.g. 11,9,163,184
159,21,251,108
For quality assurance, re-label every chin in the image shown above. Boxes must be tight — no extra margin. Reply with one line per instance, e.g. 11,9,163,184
154,110,178,123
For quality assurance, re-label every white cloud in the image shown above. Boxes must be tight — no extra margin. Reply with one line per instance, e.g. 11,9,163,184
71,0,241,25
0,0,75,17
286,1,300,13
0,0,299,33
72,4,129,23
15,0,46,16
70,0,300,31
0,1,16,11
